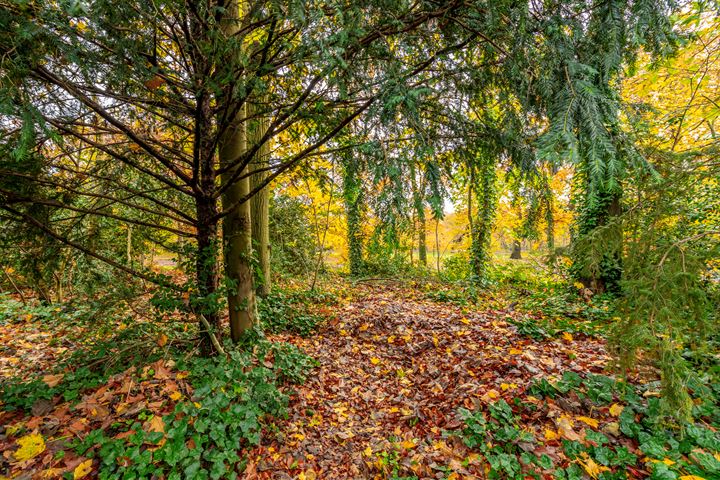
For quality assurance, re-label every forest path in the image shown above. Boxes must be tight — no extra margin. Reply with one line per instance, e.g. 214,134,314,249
246,284,610,479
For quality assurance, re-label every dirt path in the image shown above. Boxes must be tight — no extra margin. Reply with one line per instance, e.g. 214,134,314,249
246,284,610,479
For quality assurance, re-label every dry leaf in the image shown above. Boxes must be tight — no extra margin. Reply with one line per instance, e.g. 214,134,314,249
42,374,64,387
73,459,93,479
13,433,45,462
609,403,624,416
576,416,599,428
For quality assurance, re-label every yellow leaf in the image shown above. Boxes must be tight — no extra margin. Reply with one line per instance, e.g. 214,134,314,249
14,433,45,462
6,423,24,436
578,452,610,479
679,476,706,480
363,446,373,457
300,469,317,480
169,391,182,401
157,333,168,347
400,439,416,449
500,383,518,391
359,323,370,332
509,348,522,355
576,416,599,428
176,371,189,379
73,459,93,479
609,403,624,416
145,415,165,435
460,317,470,325
562,332,573,342
544,428,558,440
573,281,584,290
481,389,500,402
370,357,381,365
40,468,63,478
387,335,396,343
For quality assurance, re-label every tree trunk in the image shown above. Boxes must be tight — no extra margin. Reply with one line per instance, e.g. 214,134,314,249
470,157,497,280
418,211,427,266
194,71,222,355
575,186,623,294
220,104,256,342
343,156,364,276
219,0,256,342
510,239,522,259
250,101,271,296
435,217,440,273
196,195,221,355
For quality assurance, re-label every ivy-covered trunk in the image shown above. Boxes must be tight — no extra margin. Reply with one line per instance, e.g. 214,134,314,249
574,185,623,294
470,156,497,281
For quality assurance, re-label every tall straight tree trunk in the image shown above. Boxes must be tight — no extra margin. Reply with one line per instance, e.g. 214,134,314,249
470,156,497,280
418,211,427,266
195,92,222,355
410,170,427,267
219,0,255,342
250,101,271,296
545,204,555,251
343,156,364,276
220,106,256,342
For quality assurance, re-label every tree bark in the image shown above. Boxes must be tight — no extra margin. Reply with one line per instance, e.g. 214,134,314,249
470,156,497,280
510,239,522,259
343,156,364,276
219,0,256,342
418,211,427,266
195,73,222,355
250,102,271,296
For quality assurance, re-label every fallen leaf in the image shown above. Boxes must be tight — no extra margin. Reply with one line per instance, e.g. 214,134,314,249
578,452,610,479
13,433,45,462
609,403,624,416
73,459,93,479
157,333,168,347
42,374,64,387
400,439,416,449
370,357,380,365
481,389,500,402
576,416,599,428
556,416,582,441
562,332,573,342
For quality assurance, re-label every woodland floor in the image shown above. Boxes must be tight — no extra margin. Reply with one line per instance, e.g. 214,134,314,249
247,283,610,479
0,281,643,479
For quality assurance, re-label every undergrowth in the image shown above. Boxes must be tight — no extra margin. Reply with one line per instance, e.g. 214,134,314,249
455,372,720,479
258,286,340,336
70,340,315,479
